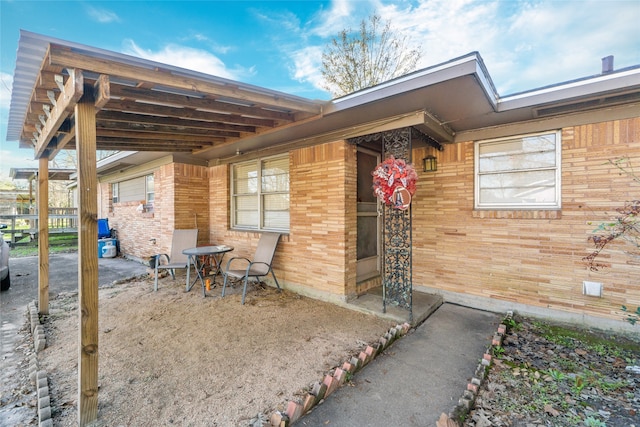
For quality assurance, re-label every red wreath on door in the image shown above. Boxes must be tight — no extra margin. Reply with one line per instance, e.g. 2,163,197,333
372,156,418,210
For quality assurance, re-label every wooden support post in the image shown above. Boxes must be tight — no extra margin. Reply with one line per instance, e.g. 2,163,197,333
29,177,34,206
75,81,99,426
38,159,50,315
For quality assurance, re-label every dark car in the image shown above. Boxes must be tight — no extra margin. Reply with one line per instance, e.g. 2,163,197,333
1,224,10,291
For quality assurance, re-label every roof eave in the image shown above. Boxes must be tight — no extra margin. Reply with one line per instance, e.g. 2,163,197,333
498,66,640,111
324,52,499,114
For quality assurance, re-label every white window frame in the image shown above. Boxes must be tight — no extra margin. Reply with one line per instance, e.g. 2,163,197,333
111,183,119,204
231,155,289,232
475,131,561,210
145,174,154,210
111,173,155,211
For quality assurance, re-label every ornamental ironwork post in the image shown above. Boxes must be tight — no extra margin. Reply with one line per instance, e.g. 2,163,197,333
382,128,413,321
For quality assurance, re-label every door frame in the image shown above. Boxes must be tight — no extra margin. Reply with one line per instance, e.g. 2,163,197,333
356,147,382,282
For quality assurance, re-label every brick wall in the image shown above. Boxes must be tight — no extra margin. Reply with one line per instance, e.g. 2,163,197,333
101,117,639,324
206,141,356,301
411,117,640,322
288,141,356,298
101,163,209,262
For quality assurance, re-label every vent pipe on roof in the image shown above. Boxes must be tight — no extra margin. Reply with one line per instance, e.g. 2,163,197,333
602,55,614,73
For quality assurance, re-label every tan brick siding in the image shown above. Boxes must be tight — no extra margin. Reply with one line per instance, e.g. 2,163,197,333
206,141,356,300
412,117,640,322
100,163,209,262
102,117,639,324
288,141,356,297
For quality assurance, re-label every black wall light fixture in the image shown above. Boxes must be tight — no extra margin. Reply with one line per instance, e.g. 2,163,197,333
422,155,437,172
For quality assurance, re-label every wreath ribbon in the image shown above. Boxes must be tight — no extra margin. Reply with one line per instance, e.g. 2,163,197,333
372,156,418,209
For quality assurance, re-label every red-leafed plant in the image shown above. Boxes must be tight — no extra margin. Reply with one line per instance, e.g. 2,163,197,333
583,158,640,325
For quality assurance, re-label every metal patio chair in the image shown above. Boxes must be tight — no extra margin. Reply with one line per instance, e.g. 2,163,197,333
221,232,281,304
153,229,198,291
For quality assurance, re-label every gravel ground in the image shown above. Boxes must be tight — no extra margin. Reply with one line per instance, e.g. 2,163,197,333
465,316,640,427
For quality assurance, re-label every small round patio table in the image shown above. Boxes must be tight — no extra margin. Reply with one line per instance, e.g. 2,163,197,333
182,245,234,296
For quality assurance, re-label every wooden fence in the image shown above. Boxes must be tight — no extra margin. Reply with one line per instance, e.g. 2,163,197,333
0,208,78,244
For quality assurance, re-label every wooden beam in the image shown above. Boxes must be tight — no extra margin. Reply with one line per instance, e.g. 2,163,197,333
34,69,84,159
95,129,222,142
38,159,49,315
48,45,323,115
95,119,241,138
94,74,110,109
98,108,260,131
108,84,295,121
49,75,108,158
75,84,99,426
96,137,210,151
101,99,271,128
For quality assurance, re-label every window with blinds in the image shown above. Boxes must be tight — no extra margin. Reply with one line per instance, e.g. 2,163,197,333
112,174,155,211
232,155,289,231
475,131,561,209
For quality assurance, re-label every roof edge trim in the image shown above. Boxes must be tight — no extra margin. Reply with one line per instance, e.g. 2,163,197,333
325,52,499,114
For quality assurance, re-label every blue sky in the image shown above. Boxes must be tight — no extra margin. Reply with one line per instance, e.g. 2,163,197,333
1,0,639,180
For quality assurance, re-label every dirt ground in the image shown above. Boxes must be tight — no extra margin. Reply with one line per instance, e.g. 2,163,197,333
37,273,394,426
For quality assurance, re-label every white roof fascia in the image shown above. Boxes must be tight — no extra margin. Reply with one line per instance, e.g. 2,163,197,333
96,151,138,169
498,68,640,111
324,52,499,114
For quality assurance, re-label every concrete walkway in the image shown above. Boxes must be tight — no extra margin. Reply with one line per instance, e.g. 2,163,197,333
298,303,501,426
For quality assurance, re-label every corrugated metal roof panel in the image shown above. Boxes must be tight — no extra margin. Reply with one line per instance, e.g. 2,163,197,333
6,30,322,143
7,31,50,141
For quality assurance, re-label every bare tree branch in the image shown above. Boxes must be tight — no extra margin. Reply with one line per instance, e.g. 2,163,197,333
321,14,422,97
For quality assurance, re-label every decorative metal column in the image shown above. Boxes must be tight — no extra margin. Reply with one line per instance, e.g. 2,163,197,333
382,128,413,321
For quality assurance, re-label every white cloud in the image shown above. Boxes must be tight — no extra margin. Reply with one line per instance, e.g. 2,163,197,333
290,45,325,89
182,32,234,55
310,0,364,37
287,0,503,93
0,145,38,178
288,0,639,96
122,40,250,80
0,72,13,111
85,5,121,23
493,0,640,93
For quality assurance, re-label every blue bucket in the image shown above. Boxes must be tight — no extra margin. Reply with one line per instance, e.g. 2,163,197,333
97,218,110,239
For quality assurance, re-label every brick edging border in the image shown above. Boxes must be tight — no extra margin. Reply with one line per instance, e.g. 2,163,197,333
24,305,513,426
268,322,412,426
437,310,514,427
26,301,53,427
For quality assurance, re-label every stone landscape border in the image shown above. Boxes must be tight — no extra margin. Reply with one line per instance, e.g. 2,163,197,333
26,301,53,427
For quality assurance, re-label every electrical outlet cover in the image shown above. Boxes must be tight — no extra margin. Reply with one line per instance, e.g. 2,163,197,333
583,281,603,297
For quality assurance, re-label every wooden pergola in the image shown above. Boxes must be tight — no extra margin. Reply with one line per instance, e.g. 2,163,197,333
9,31,323,425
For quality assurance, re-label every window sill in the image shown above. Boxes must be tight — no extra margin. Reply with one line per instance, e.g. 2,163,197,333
472,210,561,219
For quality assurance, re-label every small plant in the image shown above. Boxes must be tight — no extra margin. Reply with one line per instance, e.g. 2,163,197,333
504,317,517,329
583,157,639,327
583,415,606,427
572,375,586,394
546,369,566,381
344,370,354,383
621,305,640,325
492,345,505,358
